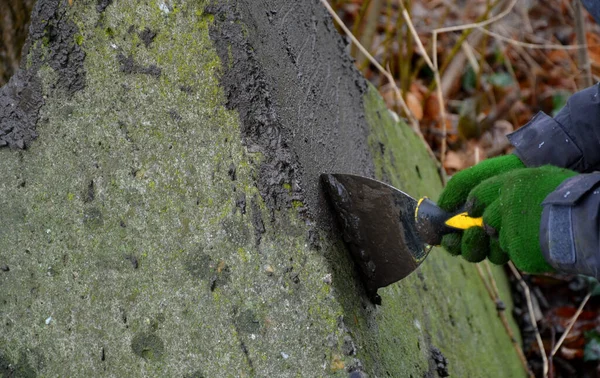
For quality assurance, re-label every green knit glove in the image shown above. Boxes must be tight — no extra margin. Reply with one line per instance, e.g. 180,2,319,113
437,154,525,260
464,166,578,273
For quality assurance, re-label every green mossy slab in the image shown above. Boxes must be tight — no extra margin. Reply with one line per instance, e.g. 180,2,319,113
0,0,525,377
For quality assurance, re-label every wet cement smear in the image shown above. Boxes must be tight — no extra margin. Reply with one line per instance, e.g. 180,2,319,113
96,0,113,13
0,71,43,148
117,54,161,77
206,1,375,222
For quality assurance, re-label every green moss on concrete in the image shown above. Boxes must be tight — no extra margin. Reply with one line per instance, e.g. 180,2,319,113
74,33,84,46
0,350,38,378
131,332,166,360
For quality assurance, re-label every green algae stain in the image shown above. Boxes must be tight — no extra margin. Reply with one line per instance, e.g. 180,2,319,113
104,27,115,38
184,370,206,378
0,350,37,378
233,309,261,334
181,217,190,236
363,86,441,199
131,332,165,361
236,247,248,263
83,207,103,228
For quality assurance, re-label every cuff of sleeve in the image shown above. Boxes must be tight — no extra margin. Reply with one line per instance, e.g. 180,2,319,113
540,174,600,279
507,111,583,170
540,205,576,270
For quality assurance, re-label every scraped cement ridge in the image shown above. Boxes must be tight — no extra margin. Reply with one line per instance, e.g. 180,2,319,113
206,1,375,224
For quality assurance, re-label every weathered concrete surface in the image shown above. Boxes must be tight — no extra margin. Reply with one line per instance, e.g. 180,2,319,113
0,0,525,377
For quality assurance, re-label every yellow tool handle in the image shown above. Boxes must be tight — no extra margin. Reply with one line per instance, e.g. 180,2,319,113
414,197,484,246
444,212,484,230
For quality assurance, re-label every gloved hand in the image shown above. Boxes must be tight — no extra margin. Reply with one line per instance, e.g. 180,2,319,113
437,154,525,262
459,165,577,273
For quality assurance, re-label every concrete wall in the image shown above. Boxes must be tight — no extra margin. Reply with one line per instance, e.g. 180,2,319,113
0,0,525,377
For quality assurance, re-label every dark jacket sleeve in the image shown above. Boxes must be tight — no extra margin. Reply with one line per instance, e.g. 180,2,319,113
540,174,600,279
506,84,600,278
507,84,600,173
531,0,600,278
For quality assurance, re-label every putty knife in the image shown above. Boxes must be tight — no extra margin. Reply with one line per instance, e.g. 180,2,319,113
321,173,483,302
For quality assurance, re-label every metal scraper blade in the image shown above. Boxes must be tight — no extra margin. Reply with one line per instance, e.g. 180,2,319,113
321,173,428,296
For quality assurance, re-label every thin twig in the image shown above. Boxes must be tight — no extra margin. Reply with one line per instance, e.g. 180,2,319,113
502,32,544,74
476,27,587,51
398,0,413,95
461,41,480,73
475,263,533,377
573,0,593,88
401,8,449,180
440,33,485,98
436,0,503,84
434,70,448,174
354,0,384,69
483,260,500,297
402,9,434,69
509,262,548,377
433,0,518,35
550,291,592,358
476,264,495,300
425,0,515,172
515,0,533,33
432,0,517,71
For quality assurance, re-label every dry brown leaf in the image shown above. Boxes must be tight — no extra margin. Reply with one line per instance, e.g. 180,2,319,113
482,119,514,148
406,92,423,121
410,81,427,102
444,140,486,173
547,49,570,64
443,150,465,172
587,32,600,68
423,95,440,121
511,100,533,128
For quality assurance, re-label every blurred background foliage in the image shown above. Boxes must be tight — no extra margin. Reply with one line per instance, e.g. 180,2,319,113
330,0,600,174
